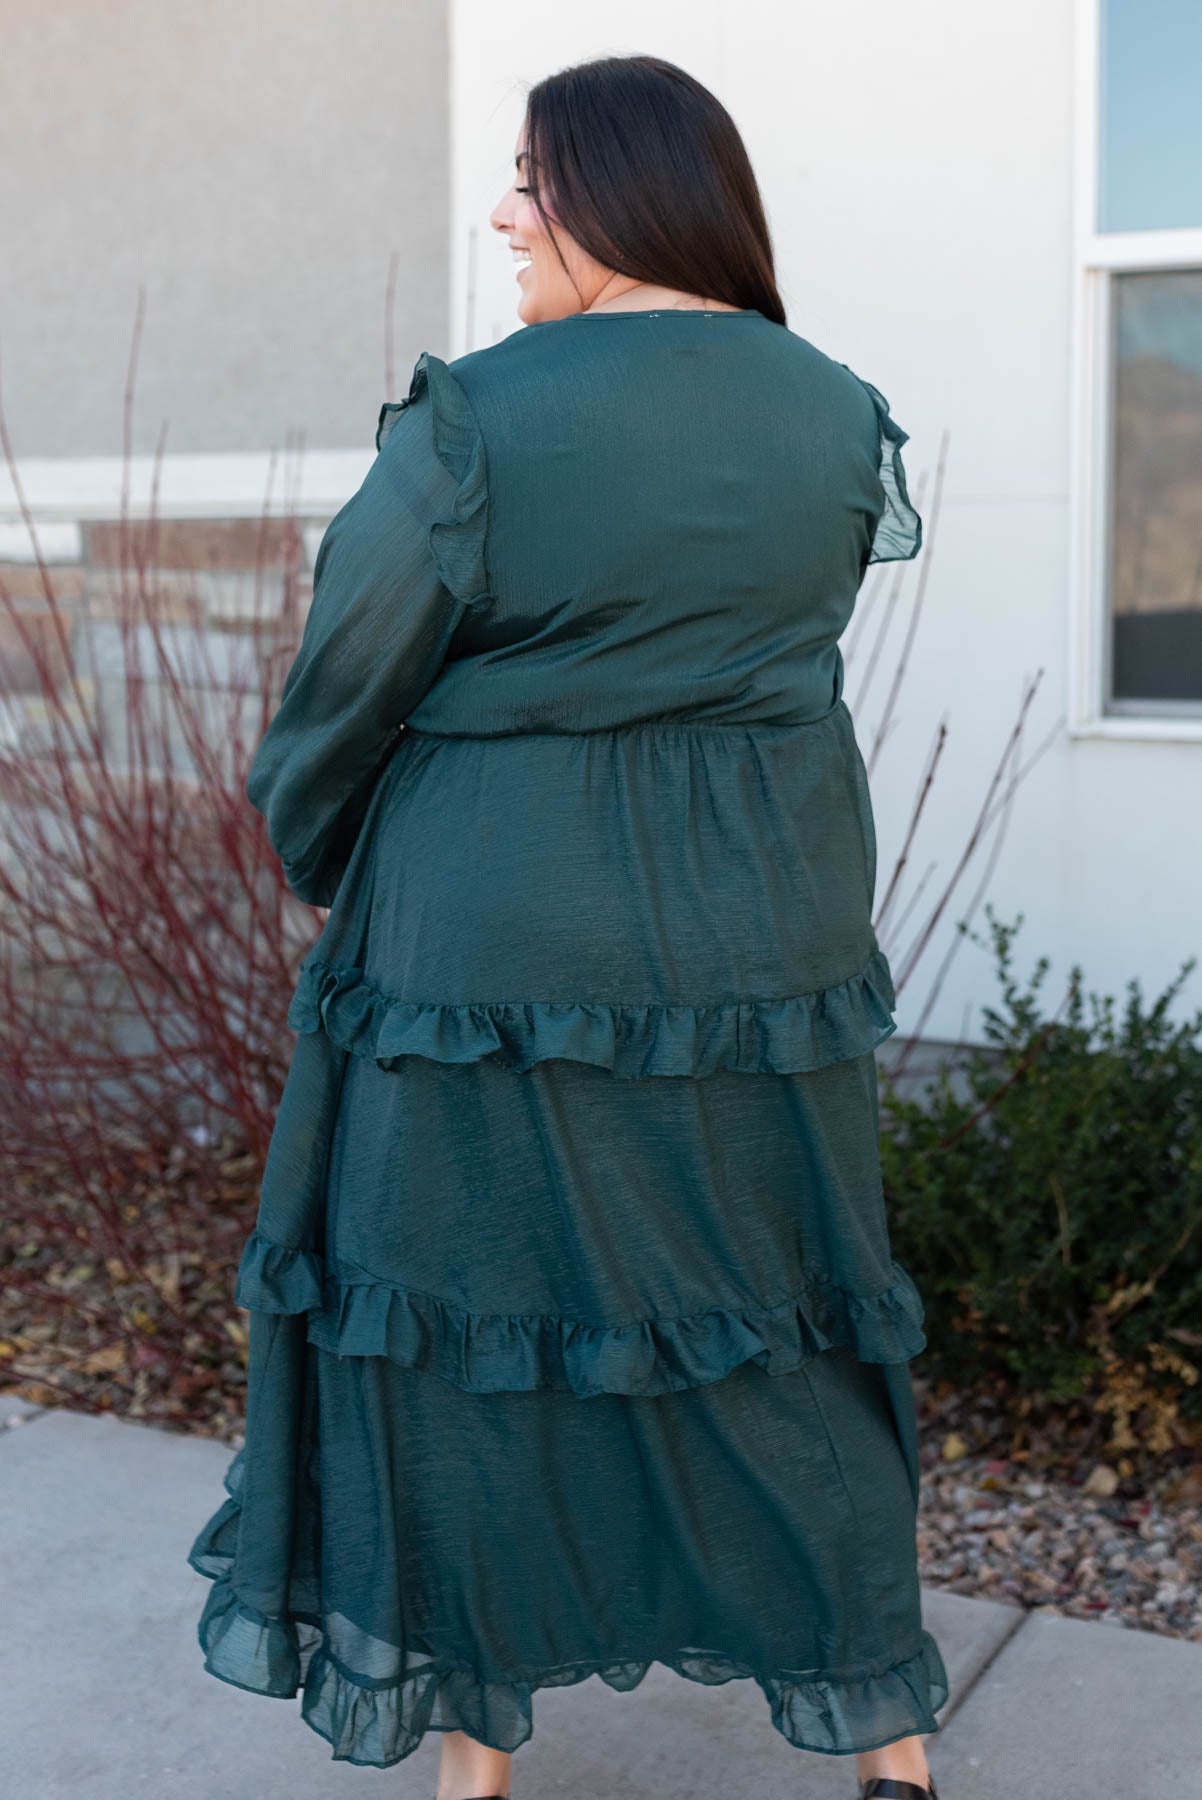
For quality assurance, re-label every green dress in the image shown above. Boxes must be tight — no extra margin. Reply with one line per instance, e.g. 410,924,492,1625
187,307,950,1766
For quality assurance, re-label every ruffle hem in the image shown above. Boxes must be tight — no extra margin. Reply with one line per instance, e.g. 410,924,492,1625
188,1445,950,1767
285,944,899,1080
233,1227,927,1397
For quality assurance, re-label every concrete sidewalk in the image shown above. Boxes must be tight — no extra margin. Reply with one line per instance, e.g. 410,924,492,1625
1,1399,1198,1798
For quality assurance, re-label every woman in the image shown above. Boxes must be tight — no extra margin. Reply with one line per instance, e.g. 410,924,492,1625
188,52,949,1800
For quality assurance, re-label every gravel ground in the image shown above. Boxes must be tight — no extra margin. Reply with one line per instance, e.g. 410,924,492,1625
915,1379,1202,1642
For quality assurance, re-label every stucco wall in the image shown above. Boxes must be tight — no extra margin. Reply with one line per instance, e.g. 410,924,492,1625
0,0,451,456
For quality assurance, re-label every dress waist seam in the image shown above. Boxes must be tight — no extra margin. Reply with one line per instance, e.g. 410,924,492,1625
402,703,848,742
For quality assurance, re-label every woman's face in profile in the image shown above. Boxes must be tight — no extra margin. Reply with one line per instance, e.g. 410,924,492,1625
490,118,606,324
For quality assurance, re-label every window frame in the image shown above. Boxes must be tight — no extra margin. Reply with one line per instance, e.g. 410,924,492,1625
1069,0,1202,741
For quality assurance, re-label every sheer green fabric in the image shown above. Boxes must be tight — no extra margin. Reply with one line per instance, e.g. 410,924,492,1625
188,309,946,1767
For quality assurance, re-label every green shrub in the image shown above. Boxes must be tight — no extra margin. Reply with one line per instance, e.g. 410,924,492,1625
881,907,1202,1441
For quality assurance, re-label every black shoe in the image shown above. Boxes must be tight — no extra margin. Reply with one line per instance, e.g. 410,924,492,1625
859,1778,940,1800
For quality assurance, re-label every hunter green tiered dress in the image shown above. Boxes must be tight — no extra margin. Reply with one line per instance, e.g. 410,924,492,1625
187,307,949,1766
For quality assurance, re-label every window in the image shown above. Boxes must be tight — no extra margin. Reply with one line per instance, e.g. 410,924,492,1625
1097,1,1202,234
1072,0,1202,734
1108,270,1202,708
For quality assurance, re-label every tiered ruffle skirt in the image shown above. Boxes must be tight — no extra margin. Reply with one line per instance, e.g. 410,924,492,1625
188,1001,949,1766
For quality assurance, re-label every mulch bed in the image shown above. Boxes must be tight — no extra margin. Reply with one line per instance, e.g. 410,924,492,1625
1,1133,255,1441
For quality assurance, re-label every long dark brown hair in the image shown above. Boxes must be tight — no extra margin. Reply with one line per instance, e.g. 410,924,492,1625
522,55,787,326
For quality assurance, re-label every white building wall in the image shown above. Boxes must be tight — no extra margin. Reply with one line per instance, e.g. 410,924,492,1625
450,0,1202,1048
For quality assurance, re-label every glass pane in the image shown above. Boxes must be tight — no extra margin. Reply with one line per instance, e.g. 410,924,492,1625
1098,0,1202,233
1108,269,1202,709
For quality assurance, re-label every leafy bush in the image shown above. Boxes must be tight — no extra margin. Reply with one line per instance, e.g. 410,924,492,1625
881,907,1202,1446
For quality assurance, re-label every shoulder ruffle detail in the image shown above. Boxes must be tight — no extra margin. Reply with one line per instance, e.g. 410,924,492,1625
189,1446,949,1763
233,1227,927,1396
839,364,922,564
284,945,898,1079
375,350,491,607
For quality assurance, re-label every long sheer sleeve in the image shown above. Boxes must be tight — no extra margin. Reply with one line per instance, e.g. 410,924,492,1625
245,352,490,908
